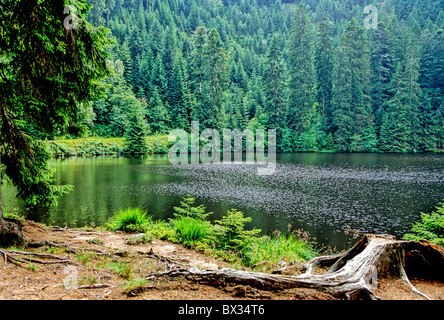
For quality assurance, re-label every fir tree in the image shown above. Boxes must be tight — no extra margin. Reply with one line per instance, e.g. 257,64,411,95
332,18,377,152
125,103,150,155
314,16,334,131
263,34,286,131
287,3,317,133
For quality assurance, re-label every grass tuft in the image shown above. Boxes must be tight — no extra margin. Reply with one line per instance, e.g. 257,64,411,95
106,208,152,233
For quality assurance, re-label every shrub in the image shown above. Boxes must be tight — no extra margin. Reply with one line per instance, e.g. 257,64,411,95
106,208,151,233
214,209,261,250
404,200,444,246
173,195,213,220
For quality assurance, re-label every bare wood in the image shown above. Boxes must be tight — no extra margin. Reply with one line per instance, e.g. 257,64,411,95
76,284,116,290
147,234,444,300
0,248,77,265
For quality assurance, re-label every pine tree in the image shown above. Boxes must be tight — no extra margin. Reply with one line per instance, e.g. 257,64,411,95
369,18,395,135
190,26,208,97
0,0,111,242
287,3,317,133
204,28,230,130
138,49,154,99
263,34,286,131
332,18,376,152
168,55,192,130
381,33,422,152
147,87,171,134
314,16,334,131
419,28,444,150
120,41,133,86
150,53,168,101
244,70,266,120
125,103,150,155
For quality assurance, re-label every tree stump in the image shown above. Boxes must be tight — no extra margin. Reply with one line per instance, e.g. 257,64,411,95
147,234,444,300
0,218,25,247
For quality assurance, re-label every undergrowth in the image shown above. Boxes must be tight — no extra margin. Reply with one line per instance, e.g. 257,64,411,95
404,199,444,246
105,196,319,269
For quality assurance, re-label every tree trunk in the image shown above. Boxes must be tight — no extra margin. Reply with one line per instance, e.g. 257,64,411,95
147,234,444,300
0,154,2,221
0,155,24,247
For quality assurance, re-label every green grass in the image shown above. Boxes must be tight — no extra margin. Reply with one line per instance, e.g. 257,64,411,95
106,208,152,233
242,232,319,268
121,278,149,295
105,261,132,279
172,217,213,247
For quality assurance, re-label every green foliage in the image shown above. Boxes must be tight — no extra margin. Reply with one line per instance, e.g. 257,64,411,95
172,217,213,247
124,103,150,155
105,261,132,279
0,0,112,212
79,0,443,154
243,230,318,269
106,208,152,233
404,200,444,246
47,136,173,156
123,196,318,267
173,195,213,220
214,209,262,251
121,278,149,295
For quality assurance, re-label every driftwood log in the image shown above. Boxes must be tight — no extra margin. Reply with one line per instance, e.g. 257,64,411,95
147,234,444,300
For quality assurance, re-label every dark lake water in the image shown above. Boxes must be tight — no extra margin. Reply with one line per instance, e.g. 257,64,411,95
3,153,444,249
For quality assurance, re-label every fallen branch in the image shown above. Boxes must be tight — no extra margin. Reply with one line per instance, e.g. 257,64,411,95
27,239,126,260
0,248,76,266
76,284,117,290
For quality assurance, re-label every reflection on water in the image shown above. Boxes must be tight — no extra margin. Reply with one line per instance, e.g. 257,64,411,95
3,153,444,249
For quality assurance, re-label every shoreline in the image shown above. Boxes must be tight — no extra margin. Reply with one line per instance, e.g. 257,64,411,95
47,136,444,158
1,219,443,300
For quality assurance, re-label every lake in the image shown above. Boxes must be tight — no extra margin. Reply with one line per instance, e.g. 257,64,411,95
3,153,444,249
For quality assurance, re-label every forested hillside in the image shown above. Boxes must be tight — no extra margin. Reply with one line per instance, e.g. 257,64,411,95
63,0,444,153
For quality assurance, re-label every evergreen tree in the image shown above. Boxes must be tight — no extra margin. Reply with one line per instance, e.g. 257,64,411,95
147,87,171,134
287,3,317,133
263,34,286,131
419,28,444,150
314,16,334,131
381,32,422,152
119,41,133,86
0,0,111,242
204,28,230,129
369,18,395,135
82,0,444,154
125,103,150,155
332,18,377,152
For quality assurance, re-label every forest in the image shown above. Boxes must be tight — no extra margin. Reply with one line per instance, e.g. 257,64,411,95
1,0,444,301
33,0,444,154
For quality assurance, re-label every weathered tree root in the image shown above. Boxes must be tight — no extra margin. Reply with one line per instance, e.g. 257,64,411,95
0,248,77,266
147,234,444,300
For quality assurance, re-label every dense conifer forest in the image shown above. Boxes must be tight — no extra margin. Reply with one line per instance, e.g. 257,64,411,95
40,0,444,153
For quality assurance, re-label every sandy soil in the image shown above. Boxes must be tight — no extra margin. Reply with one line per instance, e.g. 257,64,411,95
0,221,442,301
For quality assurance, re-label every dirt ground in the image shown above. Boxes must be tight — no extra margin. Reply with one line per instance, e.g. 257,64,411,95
0,221,443,301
